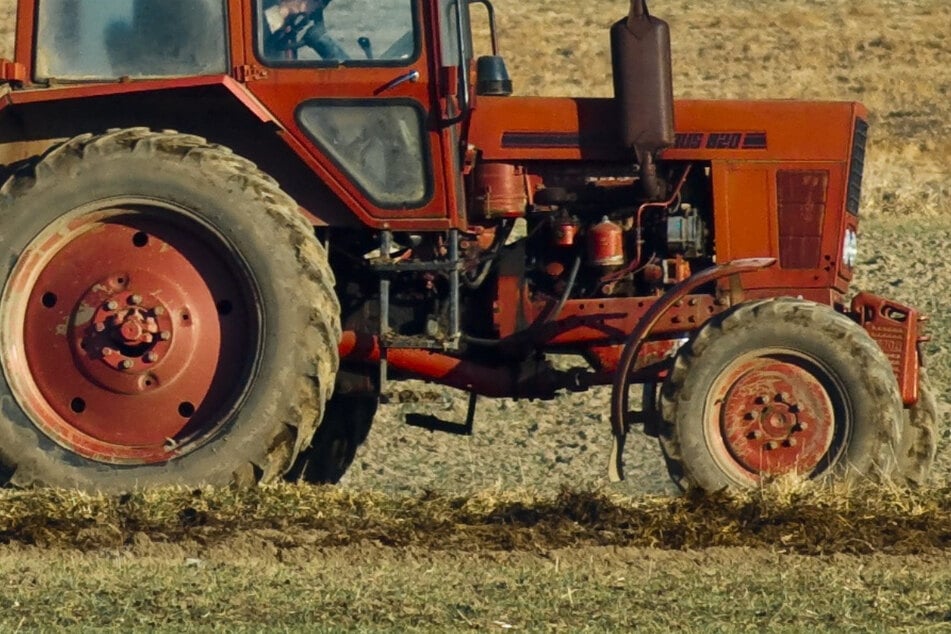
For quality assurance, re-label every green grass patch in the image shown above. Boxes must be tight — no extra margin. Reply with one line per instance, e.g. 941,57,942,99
3,483,951,631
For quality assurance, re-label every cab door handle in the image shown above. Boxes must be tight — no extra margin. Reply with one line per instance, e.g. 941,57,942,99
375,70,420,95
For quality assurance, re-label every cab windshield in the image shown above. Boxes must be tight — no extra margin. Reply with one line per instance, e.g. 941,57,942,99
34,0,228,81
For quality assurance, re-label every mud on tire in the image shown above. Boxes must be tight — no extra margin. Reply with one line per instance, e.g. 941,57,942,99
658,297,902,492
288,393,378,484
0,128,340,491
897,368,939,486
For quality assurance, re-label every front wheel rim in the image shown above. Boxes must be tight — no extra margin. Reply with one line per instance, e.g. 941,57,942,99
2,200,261,464
707,352,849,482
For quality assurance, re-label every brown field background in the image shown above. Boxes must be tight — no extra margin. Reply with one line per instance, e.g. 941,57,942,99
0,0,950,630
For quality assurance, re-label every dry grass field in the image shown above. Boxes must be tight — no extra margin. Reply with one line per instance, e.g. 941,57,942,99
0,0,950,630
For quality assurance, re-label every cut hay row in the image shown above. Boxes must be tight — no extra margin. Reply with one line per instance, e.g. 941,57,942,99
1,483,950,555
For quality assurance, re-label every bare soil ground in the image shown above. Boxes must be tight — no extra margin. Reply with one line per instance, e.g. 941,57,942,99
0,0,950,630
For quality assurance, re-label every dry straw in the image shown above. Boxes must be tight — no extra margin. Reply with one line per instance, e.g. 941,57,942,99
0,482,949,555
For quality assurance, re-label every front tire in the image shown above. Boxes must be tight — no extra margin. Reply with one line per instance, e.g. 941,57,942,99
897,368,938,486
0,129,341,491
659,298,902,491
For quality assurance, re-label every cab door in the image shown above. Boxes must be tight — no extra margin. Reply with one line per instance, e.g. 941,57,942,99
239,0,470,231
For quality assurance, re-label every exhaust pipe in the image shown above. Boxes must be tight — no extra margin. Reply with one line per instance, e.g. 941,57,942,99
610,0,675,200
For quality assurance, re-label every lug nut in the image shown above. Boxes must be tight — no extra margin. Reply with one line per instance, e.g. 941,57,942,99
747,430,762,440
129,294,143,306
102,347,116,356
120,359,134,370
94,323,106,333
159,331,172,341
105,300,119,311
144,352,159,363
744,412,757,421
755,396,768,405
153,306,165,316
784,438,798,448
765,440,779,451
792,422,808,432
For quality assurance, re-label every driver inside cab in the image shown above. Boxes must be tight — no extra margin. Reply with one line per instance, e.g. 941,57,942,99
263,0,347,60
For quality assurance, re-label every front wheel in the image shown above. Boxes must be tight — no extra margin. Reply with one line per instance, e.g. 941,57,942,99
0,129,341,491
897,368,938,486
659,298,902,491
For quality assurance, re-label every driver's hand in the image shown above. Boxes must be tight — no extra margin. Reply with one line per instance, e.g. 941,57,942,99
280,0,318,18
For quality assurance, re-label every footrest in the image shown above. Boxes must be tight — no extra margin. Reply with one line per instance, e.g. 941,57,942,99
404,392,477,436
405,413,473,436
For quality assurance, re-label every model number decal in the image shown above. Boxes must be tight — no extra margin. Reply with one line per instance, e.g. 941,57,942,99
674,132,768,150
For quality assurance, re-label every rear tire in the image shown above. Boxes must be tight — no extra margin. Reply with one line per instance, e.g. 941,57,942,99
288,393,378,484
0,129,340,491
659,297,902,491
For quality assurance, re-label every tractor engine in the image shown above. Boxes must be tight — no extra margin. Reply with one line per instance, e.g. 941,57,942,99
449,0,689,335
467,161,712,305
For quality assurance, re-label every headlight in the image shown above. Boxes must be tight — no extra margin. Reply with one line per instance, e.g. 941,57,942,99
843,228,858,268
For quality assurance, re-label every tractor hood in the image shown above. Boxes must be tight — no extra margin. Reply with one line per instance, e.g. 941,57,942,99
468,96,866,164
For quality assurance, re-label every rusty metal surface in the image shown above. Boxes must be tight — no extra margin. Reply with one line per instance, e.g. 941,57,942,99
715,357,834,476
6,209,254,463
852,291,923,406
776,170,829,269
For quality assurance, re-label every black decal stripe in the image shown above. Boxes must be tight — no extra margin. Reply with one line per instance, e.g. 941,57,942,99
503,131,769,150
502,132,581,148
742,132,768,149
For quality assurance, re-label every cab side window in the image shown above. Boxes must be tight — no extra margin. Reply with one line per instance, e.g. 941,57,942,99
297,101,431,208
257,0,417,64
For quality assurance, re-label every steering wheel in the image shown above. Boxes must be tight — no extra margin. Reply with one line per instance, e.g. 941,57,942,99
270,12,318,51
270,9,349,60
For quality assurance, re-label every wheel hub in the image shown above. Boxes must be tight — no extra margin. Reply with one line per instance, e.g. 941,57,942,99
718,359,835,476
69,271,190,395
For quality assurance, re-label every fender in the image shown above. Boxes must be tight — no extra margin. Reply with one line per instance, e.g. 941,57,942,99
608,257,777,481
8,75,274,122
0,75,358,227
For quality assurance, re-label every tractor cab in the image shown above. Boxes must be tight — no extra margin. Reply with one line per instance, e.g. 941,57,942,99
13,0,480,229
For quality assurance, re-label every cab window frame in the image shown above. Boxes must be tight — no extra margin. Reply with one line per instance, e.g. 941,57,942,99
295,98,435,210
253,0,422,68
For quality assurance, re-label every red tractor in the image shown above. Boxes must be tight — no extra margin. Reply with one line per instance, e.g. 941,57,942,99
0,0,934,491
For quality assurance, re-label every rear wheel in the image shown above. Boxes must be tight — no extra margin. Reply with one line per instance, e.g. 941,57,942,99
288,393,378,484
0,129,340,491
659,298,902,491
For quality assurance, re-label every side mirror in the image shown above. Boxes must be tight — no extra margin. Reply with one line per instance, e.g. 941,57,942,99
476,55,512,96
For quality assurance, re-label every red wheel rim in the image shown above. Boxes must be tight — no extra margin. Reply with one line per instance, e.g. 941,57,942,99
709,354,842,481
2,202,259,464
